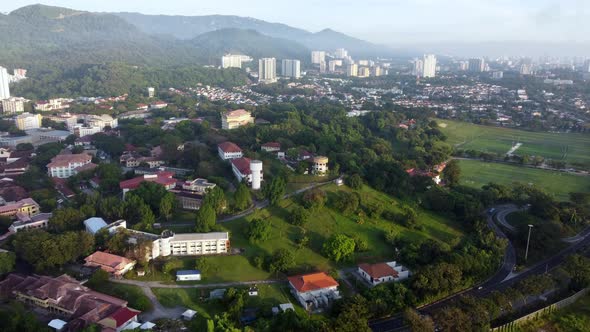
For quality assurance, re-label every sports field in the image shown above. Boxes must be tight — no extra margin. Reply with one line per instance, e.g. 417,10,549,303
457,159,590,201
438,119,590,167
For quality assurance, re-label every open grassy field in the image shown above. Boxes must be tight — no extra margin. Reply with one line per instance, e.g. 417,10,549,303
89,282,153,311
457,159,590,201
438,119,590,167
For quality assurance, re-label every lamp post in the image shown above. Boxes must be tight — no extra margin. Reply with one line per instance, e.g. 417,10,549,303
524,224,534,262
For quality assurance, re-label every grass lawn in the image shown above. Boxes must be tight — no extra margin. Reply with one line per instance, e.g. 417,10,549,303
457,159,590,201
89,282,153,311
438,119,590,167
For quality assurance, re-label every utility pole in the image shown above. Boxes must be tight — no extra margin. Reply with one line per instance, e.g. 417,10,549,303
525,224,534,262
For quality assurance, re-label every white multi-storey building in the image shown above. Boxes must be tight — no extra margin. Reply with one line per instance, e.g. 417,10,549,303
334,48,348,59
258,58,277,84
47,153,94,178
222,54,243,69
218,141,243,160
281,59,301,78
0,66,10,100
14,112,42,130
148,231,230,258
423,54,437,78
1,97,25,114
346,63,358,77
468,57,485,72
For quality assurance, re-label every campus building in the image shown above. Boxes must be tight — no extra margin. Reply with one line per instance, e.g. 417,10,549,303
221,109,254,130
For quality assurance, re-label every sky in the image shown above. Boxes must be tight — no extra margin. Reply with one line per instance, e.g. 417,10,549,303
2,0,589,45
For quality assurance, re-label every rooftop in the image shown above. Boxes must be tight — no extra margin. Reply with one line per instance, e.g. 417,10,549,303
287,272,339,293
358,263,398,279
119,172,176,190
218,141,242,153
224,109,251,117
47,153,92,168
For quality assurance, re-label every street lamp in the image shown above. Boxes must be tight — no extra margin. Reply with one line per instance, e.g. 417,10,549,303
524,224,534,262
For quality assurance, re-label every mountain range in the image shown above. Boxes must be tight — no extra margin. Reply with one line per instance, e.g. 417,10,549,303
0,4,393,70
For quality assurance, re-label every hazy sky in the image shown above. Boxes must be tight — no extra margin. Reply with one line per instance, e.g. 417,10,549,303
2,0,589,44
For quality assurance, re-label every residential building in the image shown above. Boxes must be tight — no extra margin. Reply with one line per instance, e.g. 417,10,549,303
0,66,10,99
358,67,370,77
149,101,168,110
258,58,277,84
1,97,25,114
584,59,590,73
78,114,118,130
0,274,140,331
312,156,329,176
119,172,177,196
328,60,339,72
468,57,485,72
222,54,243,69
311,51,326,64
147,87,155,98
34,98,71,112
413,58,424,77
334,48,348,59
72,125,101,137
319,61,327,73
423,54,437,78
218,141,243,160
181,178,216,193
0,198,40,218
372,66,383,77
492,71,504,79
119,151,165,168
14,113,41,130
261,142,281,152
176,270,201,281
84,251,136,277
357,261,410,286
346,63,358,77
230,157,255,184
47,153,94,178
8,212,51,233
143,230,230,258
221,109,254,130
281,59,301,78
287,272,341,310
520,63,533,75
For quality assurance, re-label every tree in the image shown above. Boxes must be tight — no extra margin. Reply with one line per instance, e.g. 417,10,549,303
323,234,356,262
159,192,176,221
49,207,85,232
434,306,471,332
442,160,461,186
564,254,590,290
288,205,309,226
264,176,286,206
233,182,252,211
302,188,327,210
247,218,272,243
0,251,15,275
404,308,434,332
332,295,371,332
268,248,295,273
204,187,227,215
87,269,109,287
196,257,212,275
163,258,183,274
195,202,216,232
332,191,360,215
346,174,363,189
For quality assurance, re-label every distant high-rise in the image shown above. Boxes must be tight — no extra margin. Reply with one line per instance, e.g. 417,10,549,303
334,48,348,59
258,58,277,84
519,63,533,75
584,59,590,73
422,54,437,78
413,59,424,77
319,61,327,74
311,51,326,65
222,54,243,69
346,63,358,77
358,67,370,78
492,71,504,79
468,58,485,72
0,66,10,100
372,66,383,77
281,59,301,78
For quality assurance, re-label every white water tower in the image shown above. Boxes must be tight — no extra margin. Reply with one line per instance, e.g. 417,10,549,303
250,160,263,190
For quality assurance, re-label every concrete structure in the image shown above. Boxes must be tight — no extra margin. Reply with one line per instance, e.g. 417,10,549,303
48,319,67,331
221,109,254,130
346,63,358,77
312,156,329,176
72,125,101,137
34,98,71,112
468,57,485,72
358,67,370,78
250,159,263,190
119,151,165,168
9,212,51,233
0,66,10,100
119,172,177,196
281,59,301,78
311,51,326,64
492,71,504,79
1,97,25,114
84,217,108,235
287,272,340,311
0,198,40,218
47,153,94,178
84,251,136,277
261,142,281,152
222,54,243,69
182,309,197,321
14,113,41,130
218,141,243,160
423,54,437,78
413,58,424,77
334,48,348,59
149,230,230,258
231,157,263,185
357,261,410,286
147,87,155,98
176,270,202,281
258,58,277,84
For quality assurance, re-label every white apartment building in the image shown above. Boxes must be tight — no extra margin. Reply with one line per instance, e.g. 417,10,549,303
346,64,358,77
34,98,72,112
222,54,243,69
281,59,301,78
73,125,102,137
0,66,10,100
2,97,25,114
128,230,230,259
423,54,437,78
47,153,93,178
334,48,348,59
14,113,42,130
258,58,277,84
311,51,326,64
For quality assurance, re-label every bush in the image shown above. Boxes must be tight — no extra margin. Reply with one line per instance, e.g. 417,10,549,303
162,258,183,274
288,205,310,226
302,188,327,210
247,218,272,243
323,234,356,262
346,174,363,189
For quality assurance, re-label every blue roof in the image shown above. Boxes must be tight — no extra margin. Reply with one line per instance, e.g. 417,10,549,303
176,270,201,275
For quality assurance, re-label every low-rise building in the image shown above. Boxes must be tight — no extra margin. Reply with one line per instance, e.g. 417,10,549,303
261,142,281,152
149,101,168,110
119,151,165,168
72,125,101,138
221,109,254,130
34,98,71,112
287,272,340,311
312,156,329,176
119,172,177,196
84,251,136,277
47,153,94,178
181,178,216,193
0,198,40,218
14,113,42,130
176,270,202,281
218,142,243,160
357,261,410,286
230,157,256,183
8,212,51,233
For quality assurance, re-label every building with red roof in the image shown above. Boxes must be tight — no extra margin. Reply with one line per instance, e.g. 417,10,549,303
217,141,243,160
47,153,93,178
97,307,140,331
119,172,177,196
287,272,340,311
357,261,410,286
230,157,263,185
84,251,136,277
261,142,281,152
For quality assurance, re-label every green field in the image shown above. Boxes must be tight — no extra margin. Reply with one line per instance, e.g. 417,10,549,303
458,159,590,201
438,119,590,167
89,282,153,311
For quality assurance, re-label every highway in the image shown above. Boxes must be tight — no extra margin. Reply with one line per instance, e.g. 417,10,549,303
369,205,590,332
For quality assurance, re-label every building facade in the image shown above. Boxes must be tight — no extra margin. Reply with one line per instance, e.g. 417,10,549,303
47,153,93,178
468,57,485,72
221,109,254,130
14,113,41,130
281,59,301,78
312,156,329,175
288,272,340,311
357,261,410,286
218,141,243,160
311,51,326,64
258,58,277,84
1,97,25,114
0,66,10,100
423,54,437,78
0,198,40,218
222,54,243,69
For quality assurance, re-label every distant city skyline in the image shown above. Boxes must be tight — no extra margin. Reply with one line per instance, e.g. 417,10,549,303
2,0,589,46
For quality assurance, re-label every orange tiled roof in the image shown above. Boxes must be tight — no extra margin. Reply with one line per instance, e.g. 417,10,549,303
287,272,339,293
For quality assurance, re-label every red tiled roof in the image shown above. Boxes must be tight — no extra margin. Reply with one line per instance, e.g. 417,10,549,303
358,263,398,279
75,163,98,173
84,251,135,274
47,154,92,168
119,172,176,190
218,142,242,153
231,157,251,175
109,307,140,327
262,142,281,148
288,272,339,293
